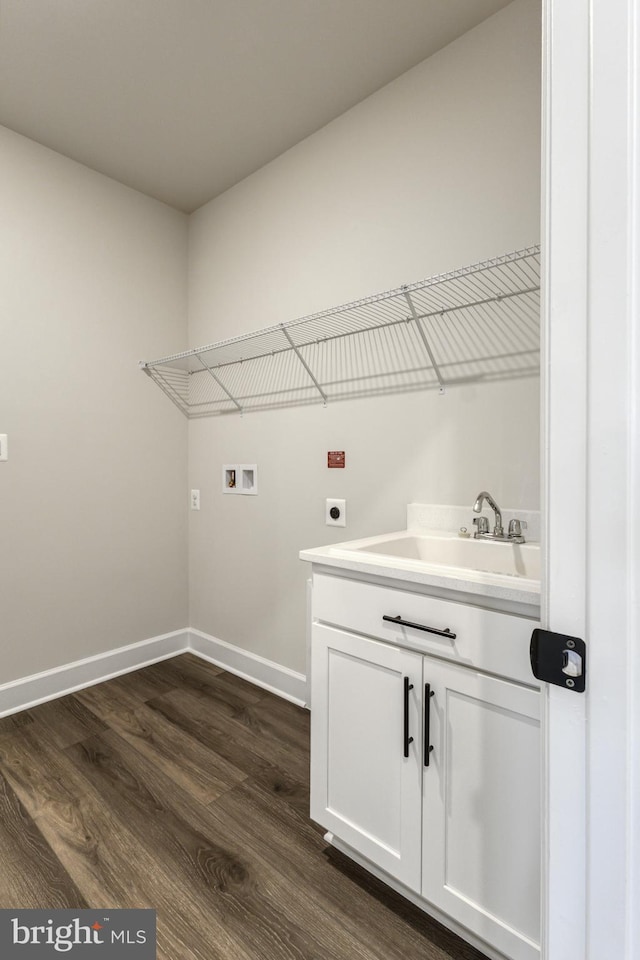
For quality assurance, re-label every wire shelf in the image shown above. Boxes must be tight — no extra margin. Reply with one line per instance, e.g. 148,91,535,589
140,245,540,417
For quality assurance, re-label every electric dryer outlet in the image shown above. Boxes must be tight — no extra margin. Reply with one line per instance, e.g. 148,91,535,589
325,499,346,527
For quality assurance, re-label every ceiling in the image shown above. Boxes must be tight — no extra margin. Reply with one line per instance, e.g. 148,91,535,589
0,0,512,212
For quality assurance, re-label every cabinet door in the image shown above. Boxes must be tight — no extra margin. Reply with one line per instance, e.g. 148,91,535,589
422,658,541,960
310,623,423,891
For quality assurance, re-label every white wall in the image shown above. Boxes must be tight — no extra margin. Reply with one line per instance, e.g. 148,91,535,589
0,127,189,684
187,0,542,674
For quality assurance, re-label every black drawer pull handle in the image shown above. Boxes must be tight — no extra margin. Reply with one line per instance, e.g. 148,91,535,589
383,614,456,640
403,676,414,758
424,683,435,767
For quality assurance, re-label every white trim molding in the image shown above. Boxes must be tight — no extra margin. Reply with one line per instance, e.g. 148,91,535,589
188,628,307,707
630,6,640,954
0,630,189,718
542,1,589,958
585,2,640,956
544,1,640,958
0,628,308,718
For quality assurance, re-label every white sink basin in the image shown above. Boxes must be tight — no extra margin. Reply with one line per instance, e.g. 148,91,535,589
333,530,540,581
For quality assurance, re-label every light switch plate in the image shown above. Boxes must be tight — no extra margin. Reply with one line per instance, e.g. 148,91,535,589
0,435,7,461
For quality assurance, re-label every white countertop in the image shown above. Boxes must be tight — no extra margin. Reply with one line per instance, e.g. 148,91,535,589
300,504,541,611
300,541,540,608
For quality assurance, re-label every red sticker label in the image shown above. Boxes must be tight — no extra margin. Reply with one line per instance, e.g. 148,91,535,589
328,451,345,468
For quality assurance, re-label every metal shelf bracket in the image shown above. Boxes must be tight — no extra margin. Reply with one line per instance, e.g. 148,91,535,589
403,289,446,394
195,354,243,413
280,325,328,405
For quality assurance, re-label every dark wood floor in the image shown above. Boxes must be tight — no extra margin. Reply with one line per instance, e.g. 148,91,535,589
0,653,488,960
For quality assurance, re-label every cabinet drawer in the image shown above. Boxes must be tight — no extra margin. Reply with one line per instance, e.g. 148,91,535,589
312,572,538,686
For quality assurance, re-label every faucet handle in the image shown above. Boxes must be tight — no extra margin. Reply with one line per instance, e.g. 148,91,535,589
508,518,527,539
473,516,489,536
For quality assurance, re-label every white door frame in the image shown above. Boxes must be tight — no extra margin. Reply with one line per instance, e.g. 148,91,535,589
543,1,640,958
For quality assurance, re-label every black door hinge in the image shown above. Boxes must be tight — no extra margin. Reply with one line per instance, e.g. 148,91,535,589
530,628,586,692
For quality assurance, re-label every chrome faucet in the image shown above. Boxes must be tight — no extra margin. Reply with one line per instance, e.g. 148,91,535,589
473,490,504,537
472,491,527,543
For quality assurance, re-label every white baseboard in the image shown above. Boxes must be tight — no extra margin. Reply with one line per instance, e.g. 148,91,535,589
0,629,189,718
0,627,308,718
189,628,308,707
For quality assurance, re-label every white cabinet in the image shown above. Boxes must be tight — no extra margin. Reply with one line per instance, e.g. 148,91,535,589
310,623,423,891
421,656,540,960
309,571,540,960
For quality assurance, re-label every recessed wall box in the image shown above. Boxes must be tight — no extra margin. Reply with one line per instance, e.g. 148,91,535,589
223,464,258,495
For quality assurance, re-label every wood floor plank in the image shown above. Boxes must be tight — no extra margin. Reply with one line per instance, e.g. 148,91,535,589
101,701,247,805
2,729,245,960
149,684,310,781
0,726,91,817
200,669,270,707
0,711,34,735
0,773,88,909
74,677,145,718
65,730,379,960
146,687,310,816
36,786,239,960
141,653,227,692
148,660,267,718
26,694,107,748
99,663,179,702
231,695,310,756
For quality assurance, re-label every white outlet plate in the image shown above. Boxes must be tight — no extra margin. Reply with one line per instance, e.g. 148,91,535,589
326,498,346,527
0,434,7,461
190,489,200,510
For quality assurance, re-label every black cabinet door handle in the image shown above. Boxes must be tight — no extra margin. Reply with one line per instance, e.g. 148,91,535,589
424,683,435,767
403,676,414,758
383,614,456,640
